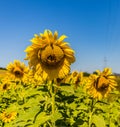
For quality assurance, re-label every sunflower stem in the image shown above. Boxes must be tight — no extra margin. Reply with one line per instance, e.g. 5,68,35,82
2,122,5,127
52,93,55,126
89,112,93,127
50,82,56,127
88,98,94,127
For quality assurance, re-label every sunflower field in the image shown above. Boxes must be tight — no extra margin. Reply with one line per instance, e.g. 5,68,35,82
0,30,120,127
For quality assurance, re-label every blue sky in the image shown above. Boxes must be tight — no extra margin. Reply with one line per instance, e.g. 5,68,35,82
0,0,120,73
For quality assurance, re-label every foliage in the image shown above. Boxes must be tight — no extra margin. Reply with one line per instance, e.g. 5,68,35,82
0,77,119,127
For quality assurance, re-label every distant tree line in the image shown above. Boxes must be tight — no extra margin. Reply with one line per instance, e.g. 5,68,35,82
0,67,6,70
84,72,120,77
114,73,120,77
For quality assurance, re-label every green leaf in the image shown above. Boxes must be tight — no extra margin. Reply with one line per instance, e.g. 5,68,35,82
92,115,106,127
4,120,27,127
67,102,76,109
59,85,74,93
109,123,117,127
34,112,51,126
51,110,62,121
77,103,88,111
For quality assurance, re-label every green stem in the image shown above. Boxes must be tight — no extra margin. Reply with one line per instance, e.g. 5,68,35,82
109,107,112,127
88,98,94,127
89,112,93,127
2,122,5,127
52,93,55,115
50,83,56,127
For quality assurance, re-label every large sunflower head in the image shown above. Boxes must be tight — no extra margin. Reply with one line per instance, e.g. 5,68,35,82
6,60,29,81
86,68,117,100
24,30,75,80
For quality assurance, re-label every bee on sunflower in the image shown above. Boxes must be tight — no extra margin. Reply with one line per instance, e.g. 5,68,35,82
86,68,117,100
24,30,75,80
6,60,29,82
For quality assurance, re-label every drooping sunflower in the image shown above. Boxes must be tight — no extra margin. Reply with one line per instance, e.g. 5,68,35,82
0,111,17,123
24,30,75,80
71,71,83,86
63,71,83,88
86,68,117,100
6,60,29,81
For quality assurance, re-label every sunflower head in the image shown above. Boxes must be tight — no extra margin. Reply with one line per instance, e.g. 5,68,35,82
0,111,17,123
95,76,109,92
61,71,84,89
0,79,11,92
22,71,35,87
24,30,75,80
86,68,117,100
6,60,29,81
71,71,83,88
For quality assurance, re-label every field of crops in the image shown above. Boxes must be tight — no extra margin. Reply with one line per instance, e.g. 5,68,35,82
0,30,120,127
0,70,7,79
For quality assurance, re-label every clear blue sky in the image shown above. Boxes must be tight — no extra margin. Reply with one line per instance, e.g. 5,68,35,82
0,0,120,73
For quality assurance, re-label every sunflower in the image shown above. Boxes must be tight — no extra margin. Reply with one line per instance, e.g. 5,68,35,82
0,111,17,123
63,71,83,87
6,60,29,81
86,68,117,100
0,79,11,92
71,71,83,86
24,30,75,80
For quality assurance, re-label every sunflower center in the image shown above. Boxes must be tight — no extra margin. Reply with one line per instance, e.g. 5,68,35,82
5,113,12,119
72,71,78,77
40,44,64,67
47,55,56,63
3,84,9,90
13,67,23,78
95,76,109,91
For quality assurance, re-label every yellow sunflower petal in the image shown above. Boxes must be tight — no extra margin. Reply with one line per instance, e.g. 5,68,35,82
58,35,67,42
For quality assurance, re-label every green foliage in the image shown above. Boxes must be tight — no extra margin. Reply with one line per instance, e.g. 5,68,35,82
0,79,119,127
